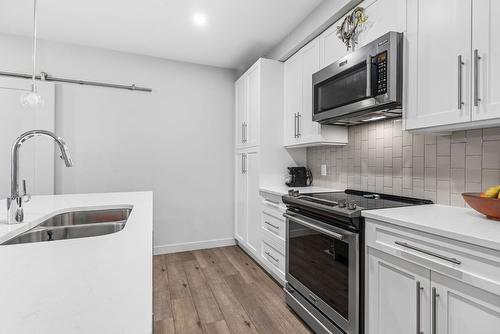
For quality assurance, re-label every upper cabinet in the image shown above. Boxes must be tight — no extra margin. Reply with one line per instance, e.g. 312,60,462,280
405,0,500,131
472,0,500,122
235,66,260,149
284,39,348,148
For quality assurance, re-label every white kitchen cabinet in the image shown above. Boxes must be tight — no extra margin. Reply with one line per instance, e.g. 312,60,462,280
405,0,472,130
367,249,430,334
472,0,500,122
366,219,500,334
234,149,259,255
235,151,248,244
235,78,247,149
234,58,304,262
235,65,260,149
432,271,500,334
246,150,260,255
284,51,302,146
283,39,348,148
405,0,500,131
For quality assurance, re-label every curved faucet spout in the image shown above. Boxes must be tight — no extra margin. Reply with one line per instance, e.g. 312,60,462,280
8,130,73,224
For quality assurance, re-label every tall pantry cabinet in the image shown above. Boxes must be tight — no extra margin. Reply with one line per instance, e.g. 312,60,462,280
234,58,303,259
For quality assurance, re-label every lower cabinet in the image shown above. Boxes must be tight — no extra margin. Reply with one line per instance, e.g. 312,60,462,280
234,149,260,257
366,220,500,334
432,271,500,334
367,249,431,334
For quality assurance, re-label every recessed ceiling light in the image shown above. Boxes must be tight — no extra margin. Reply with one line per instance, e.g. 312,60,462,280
192,13,207,27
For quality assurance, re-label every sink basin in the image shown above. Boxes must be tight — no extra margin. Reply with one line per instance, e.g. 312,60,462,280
2,208,131,245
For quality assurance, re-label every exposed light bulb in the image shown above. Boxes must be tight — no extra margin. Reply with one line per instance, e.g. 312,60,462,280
20,84,44,108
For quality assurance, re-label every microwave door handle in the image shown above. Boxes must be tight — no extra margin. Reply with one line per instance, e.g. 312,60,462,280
366,55,372,97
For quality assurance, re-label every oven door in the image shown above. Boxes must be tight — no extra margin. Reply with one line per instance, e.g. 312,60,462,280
285,211,359,334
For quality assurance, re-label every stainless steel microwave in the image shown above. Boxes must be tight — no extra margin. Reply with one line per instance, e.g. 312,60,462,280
312,31,403,126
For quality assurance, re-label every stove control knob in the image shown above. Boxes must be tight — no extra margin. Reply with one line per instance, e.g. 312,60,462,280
338,199,347,208
347,201,357,210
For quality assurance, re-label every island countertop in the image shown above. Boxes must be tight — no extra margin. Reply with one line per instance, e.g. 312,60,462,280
0,191,153,334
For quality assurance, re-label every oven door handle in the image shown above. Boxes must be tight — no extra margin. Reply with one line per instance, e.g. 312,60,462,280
283,213,344,241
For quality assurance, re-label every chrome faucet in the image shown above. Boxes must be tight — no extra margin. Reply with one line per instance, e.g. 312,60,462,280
7,130,73,224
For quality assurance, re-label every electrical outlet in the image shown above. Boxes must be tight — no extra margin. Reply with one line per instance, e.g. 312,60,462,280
321,164,327,176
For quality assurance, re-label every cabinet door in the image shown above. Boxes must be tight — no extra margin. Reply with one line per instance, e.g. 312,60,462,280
299,39,321,142
319,24,346,69
245,150,260,255
284,52,302,146
367,249,431,334
234,152,247,243
472,0,500,121
235,78,247,148
246,66,260,147
406,0,472,130
432,271,500,334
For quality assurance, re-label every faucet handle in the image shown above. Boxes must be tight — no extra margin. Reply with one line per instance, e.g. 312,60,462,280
22,179,31,203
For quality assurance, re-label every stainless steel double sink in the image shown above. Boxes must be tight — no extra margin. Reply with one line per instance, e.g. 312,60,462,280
2,208,132,245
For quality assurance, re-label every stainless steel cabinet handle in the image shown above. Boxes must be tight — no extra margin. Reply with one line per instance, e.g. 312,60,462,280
265,251,279,263
243,122,247,143
243,153,247,174
297,113,301,137
458,55,464,109
432,287,439,334
241,154,245,174
241,123,245,143
284,213,344,241
474,49,481,107
265,221,280,230
416,281,423,334
294,113,298,138
395,241,461,265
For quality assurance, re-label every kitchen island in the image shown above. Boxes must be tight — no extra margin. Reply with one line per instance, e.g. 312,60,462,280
0,191,153,334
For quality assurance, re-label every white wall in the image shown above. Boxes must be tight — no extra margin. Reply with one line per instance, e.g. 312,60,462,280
0,33,236,253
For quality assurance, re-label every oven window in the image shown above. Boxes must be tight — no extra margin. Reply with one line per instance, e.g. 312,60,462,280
288,220,349,319
315,61,369,114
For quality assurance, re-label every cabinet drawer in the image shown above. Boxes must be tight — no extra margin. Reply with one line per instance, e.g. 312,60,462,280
262,240,285,274
261,210,285,240
366,219,500,295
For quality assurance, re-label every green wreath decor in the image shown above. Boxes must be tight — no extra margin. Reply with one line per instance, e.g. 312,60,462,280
336,7,368,51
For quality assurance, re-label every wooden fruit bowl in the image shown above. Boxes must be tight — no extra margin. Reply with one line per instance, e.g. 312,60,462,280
462,193,500,221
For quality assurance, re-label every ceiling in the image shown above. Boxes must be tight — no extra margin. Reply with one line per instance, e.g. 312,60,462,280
0,0,324,70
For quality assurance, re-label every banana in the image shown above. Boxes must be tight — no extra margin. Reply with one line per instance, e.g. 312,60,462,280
481,185,500,198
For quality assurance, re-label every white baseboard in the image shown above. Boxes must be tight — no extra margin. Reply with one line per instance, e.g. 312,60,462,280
153,237,236,255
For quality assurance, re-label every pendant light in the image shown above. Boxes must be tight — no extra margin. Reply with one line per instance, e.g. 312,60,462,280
20,0,43,108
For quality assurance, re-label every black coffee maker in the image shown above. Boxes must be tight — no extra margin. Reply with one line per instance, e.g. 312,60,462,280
285,167,313,187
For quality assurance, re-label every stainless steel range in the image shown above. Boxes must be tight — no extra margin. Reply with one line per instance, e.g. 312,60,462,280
282,189,432,334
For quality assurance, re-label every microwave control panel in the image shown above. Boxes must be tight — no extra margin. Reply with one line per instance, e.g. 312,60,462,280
376,51,388,95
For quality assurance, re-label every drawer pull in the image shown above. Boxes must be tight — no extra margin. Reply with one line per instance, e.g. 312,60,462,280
265,221,280,230
265,251,279,263
395,241,461,265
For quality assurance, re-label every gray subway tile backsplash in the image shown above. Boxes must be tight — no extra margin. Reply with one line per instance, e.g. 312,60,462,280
307,119,500,207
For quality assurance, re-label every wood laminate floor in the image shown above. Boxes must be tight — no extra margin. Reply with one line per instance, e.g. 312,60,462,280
153,245,313,334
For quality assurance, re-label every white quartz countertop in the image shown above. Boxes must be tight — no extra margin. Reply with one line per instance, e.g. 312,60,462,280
259,185,343,196
0,191,153,334
362,204,500,251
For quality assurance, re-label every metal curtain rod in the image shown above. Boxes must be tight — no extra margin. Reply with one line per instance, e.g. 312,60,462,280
0,70,152,92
